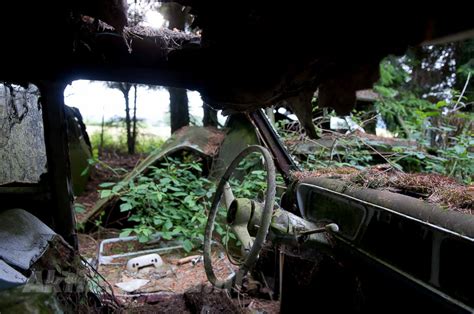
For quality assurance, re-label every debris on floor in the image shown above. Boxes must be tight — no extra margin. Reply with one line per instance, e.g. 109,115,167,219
78,231,280,312
115,279,150,293
292,165,473,213
103,248,235,297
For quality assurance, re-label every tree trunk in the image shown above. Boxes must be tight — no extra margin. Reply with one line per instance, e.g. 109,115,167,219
132,84,138,152
125,91,133,154
202,102,217,127
99,112,105,157
164,2,189,134
164,2,187,30
118,83,133,154
169,87,189,133
265,107,275,126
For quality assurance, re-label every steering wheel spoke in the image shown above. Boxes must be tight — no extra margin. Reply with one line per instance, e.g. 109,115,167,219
223,181,234,209
230,225,253,254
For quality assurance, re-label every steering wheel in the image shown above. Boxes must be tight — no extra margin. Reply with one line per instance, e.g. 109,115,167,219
204,145,276,289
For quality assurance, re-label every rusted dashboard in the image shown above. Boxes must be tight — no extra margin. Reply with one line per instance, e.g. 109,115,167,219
296,178,474,312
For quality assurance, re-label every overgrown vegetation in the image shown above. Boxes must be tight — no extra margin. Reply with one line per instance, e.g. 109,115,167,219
279,40,473,184
227,152,285,202
90,40,472,251
98,156,215,251
96,151,284,251
89,118,165,156
373,43,473,183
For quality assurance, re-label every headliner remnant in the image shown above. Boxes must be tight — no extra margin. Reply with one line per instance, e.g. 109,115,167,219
3,2,473,123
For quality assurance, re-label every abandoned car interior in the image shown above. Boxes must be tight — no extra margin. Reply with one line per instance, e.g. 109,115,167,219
1,1,473,313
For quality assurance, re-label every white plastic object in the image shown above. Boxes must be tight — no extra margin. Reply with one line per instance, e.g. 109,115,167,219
98,233,184,266
330,116,349,130
115,279,149,292
126,253,163,272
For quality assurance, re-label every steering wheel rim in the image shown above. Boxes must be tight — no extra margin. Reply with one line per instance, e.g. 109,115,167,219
204,145,276,289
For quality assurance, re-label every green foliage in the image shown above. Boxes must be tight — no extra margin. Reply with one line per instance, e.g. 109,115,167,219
81,156,128,179
375,57,434,138
277,90,473,183
228,152,285,202
373,52,473,183
422,131,474,183
97,150,286,253
303,139,374,171
99,156,223,252
379,57,409,86
288,45,474,182
89,119,164,157
90,128,128,156
276,119,376,171
74,203,86,214
135,134,165,154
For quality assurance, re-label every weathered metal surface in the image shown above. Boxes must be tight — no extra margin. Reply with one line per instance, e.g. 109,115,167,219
65,106,92,196
248,110,299,184
0,84,47,185
298,177,474,238
0,209,55,270
267,205,333,249
0,83,90,194
210,114,259,181
227,198,254,253
0,84,90,196
296,177,474,310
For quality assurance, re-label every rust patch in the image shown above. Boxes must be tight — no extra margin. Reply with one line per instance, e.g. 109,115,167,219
202,127,226,156
174,126,226,156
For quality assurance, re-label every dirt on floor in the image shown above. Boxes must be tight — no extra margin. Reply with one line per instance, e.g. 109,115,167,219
292,165,474,214
78,230,280,313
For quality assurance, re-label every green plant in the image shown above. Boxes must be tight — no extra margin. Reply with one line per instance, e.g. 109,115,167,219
74,203,86,231
276,121,376,171
88,119,165,157
227,151,286,202
80,157,127,178
99,156,224,252
373,54,473,183
97,150,287,253
274,48,473,183
74,203,86,214
135,134,165,153
422,131,474,184
90,125,128,156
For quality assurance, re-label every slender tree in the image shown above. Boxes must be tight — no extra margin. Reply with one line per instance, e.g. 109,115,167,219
132,84,138,151
161,2,190,133
106,82,137,154
202,102,218,127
